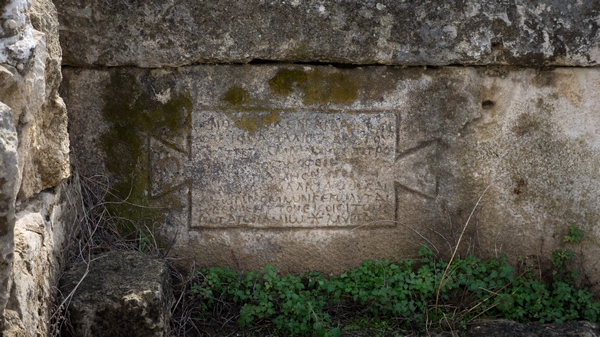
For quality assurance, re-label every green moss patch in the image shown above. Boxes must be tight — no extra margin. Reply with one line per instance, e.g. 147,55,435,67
223,85,252,105
219,67,359,135
100,71,192,233
269,68,359,105
226,110,280,134
222,85,280,133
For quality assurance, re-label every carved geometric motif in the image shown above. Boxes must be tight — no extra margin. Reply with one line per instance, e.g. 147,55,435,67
189,109,438,229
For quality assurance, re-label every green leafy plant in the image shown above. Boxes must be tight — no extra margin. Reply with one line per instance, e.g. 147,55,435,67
552,225,585,283
186,226,600,336
564,225,584,243
190,265,340,336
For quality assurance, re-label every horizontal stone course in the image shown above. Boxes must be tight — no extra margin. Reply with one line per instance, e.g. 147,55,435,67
63,65,600,281
54,0,600,67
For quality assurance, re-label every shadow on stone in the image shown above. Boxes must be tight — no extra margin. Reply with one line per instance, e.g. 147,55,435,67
468,319,600,337
59,250,173,337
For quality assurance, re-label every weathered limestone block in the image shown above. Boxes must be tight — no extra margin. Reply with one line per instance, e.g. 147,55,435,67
0,0,70,201
54,0,600,67
1,310,26,337
3,178,81,336
63,65,600,284
0,102,17,323
0,0,71,330
28,0,70,193
467,320,600,337
59,251,173,337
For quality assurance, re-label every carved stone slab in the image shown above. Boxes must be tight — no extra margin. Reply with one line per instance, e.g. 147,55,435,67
193,110,399,228
63,66,600,279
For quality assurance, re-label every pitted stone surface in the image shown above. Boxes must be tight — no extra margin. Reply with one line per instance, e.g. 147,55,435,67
54,0,600,67
0,0,72,332
59,251,173,337
5,180,80,336
63,65,600,280
0,101,17,321
0,0,70,201
193,110,398,228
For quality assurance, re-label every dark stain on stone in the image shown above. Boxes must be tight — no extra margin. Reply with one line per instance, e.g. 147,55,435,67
490,37,503,51
268,69,308,96
100,70,192,233
513,178,527,195
481,100,495,110
533,70,556,87
513,113,540,137
226,110,280,134
221,84,280,133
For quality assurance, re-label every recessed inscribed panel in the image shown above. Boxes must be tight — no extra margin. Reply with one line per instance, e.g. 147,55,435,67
191,110,398,228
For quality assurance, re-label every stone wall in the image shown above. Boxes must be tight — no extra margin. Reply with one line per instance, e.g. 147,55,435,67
1,0,598,333
0,0,74,334
57,0,600,286
55,0,600,67
63,65,600,278
4,179,79,336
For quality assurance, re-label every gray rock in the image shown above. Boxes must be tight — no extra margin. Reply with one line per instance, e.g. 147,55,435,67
26,0,71,194
0,0,72,332
62,65,600,284
0,101,17,325
1,309,26,337
468,320,600,337
3,178,81,336
0,0,38,68
60,251,173,337
0,0,70,201
54,0,600,67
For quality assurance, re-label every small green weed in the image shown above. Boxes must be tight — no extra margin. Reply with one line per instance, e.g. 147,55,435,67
190,265,340,337
564,224,585,243
187,225,600,335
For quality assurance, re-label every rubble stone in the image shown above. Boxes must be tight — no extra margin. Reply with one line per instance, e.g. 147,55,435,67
60,251,173,337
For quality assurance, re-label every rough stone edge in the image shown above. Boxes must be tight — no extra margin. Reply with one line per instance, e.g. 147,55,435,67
0,0,73,333
467,319,600,337
3,173,81,336
0,101,17,329
59,250,174,337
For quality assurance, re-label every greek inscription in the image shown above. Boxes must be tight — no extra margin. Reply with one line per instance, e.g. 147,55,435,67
192,111,397,228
